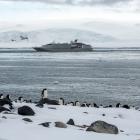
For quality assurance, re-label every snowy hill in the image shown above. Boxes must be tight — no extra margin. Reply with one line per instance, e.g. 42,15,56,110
0,28,118,48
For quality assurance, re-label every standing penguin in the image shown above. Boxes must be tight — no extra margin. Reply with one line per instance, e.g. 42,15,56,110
59,98,64,105
75,101,80,107
116,103,121,108
18,96,24,103
41,88,48,99
5,94,11,102
0,94,4,99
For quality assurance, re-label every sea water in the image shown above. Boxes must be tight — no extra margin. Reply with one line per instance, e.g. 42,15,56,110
0,48,140,106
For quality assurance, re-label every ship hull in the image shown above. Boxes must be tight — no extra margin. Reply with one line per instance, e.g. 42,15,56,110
33,47,93,52
33,43,93,52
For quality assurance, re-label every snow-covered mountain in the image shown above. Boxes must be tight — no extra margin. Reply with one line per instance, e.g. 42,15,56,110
0,28,118,48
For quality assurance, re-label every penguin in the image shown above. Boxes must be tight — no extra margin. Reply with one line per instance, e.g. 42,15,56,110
81,102,87,107
41,88,48,99
58,98,64,105
18,96,24,103
75,101,80,107
104,105,112,108
99,104,103,108
108,105,113,108
116,103,121,108
0,94,4,99
87,103,92,107
93,103,99,108
38,88,59,105
0,95,13,109
5,94,11,102
66,102,74,106
26,99,32,103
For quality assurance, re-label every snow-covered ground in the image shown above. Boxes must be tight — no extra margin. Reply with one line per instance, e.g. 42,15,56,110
0,102,140,140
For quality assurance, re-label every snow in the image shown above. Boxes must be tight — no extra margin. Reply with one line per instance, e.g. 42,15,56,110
0,102,140,140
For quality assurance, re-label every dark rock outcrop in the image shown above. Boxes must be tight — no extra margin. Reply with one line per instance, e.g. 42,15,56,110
36,103,44,108
38,98,59,105
0,106,10,113
2,116,7,119
67,119,75,125
22,118,33,122
18,106,35,116
102,114,106,116
86,120,119,134
55,122,67,128
0,99,13,109
122,105,130,109
39,122,51,127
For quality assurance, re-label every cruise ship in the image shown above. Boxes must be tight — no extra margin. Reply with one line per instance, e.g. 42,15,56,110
33,40,93,52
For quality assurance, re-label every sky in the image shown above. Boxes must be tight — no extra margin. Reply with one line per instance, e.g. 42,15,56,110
0,0,140,44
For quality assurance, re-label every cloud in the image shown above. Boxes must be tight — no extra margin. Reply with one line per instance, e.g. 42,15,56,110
0,0,132,6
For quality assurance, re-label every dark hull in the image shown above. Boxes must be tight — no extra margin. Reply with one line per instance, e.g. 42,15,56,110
33,47,93,52
33,43,93,52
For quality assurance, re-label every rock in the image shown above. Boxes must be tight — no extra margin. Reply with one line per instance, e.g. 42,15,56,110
67,119,75,125
122,105,130,109
102,114,106,116
0,99,12,106
18,106,35,116
36,103,44,108
3,112,16,115
48,107,56,110
86,120,119,134
55,122,67,128
22,118,33,122
83,112,88,114
40,98,59,105
39,122,51,127
0,106,10,113
2,116,7,119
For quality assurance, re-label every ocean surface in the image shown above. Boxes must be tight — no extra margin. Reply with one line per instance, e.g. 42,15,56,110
0,48,140,106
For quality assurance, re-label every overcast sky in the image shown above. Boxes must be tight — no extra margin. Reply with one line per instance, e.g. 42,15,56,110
0,0,140,42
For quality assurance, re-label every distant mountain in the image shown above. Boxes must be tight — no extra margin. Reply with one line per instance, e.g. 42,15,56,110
0,28,118,46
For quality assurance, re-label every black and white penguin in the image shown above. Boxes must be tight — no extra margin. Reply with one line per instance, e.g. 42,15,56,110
26,99,32,103
18,96,24,103
0,94,4,99
38,88,59,105
0,95,13,109
5,94,11,102
59,98,65,105
66,102,74,106
87,103,92,107
108,105,113,108
93,103,99,108
41,88,48,99
81,102,88,107
75,101,80,107
116,103,121,108
99,104,103,108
